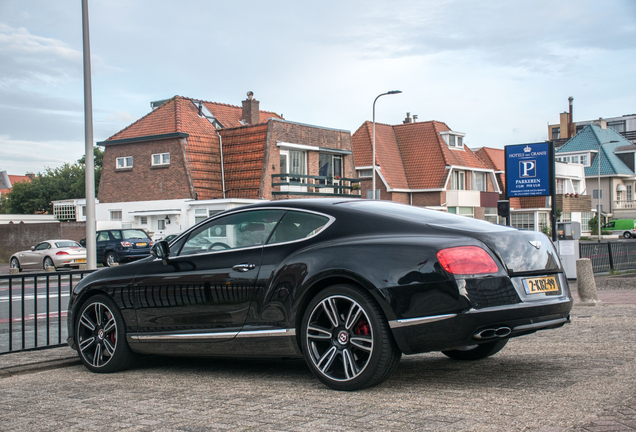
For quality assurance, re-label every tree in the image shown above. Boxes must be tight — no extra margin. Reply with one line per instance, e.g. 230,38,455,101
589,215,600,235
5,146,104,214
0,194,9,214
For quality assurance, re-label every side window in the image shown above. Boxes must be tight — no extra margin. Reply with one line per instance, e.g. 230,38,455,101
267,211,330,245
97,232,110,242
177,210,285,257
111,231,122,240
34,243,50,251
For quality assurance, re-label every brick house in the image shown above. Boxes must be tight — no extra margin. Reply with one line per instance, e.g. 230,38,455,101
96,93,358,238
351,117,500,221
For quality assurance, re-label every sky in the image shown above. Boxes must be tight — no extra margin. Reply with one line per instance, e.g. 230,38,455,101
1,0,635,175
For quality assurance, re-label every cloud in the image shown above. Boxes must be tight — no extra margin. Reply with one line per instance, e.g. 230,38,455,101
0,135,86,174
106,111,136,122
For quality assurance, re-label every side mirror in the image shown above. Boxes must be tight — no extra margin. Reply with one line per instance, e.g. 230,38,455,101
30,246,35,251
79,239,86,247
150,240,170,265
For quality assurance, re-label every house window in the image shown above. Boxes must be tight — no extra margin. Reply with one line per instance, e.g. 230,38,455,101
195,208,208,224
484,207,498,224
116,157,133,169
358,169,373,178
593,190,603,199
511,212,535,230
580,154,589,166
552,127,560,140
581,212,594,231
152,153,170,166
319,153,342,184
628,184,633,201
538,212,550,233
82,206,86,217
440,131,465,148
474,172,486,192
140,216,147,225
556,179,564,194
110,210,122,221
572,180,580,194
559,212,571,222
571,155,580,164
457,207,474,218
158,219,166,230
450,171,465,190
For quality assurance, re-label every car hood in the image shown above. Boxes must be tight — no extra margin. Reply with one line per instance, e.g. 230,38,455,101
427,223,562,274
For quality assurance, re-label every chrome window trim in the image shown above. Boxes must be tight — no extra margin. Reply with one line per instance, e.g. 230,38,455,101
389,313,456,329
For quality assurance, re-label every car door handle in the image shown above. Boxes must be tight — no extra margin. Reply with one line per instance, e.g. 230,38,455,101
233,263,256,272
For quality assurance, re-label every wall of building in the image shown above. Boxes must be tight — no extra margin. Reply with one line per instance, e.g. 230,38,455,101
98,138,193,203
0,222,86,262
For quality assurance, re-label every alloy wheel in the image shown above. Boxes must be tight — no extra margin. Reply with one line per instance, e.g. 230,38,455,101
77,302,118,368
305,295,374,382
10,258,20,269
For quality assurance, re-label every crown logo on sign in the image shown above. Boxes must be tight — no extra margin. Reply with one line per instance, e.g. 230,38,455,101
524,146,532,153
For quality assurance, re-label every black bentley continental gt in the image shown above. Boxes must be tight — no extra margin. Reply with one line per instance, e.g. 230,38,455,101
67,199,572,391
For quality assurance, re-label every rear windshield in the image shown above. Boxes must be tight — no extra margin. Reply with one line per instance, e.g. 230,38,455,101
55,241,81,248
121,230,149,240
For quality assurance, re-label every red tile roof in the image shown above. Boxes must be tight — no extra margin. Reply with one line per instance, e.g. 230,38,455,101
220,124,269,199
353,120,490,190
0,175,32,195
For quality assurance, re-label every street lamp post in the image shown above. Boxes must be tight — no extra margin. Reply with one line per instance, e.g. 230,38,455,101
372,90,402,200
597,140,619,242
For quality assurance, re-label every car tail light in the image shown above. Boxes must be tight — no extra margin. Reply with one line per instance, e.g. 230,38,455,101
437,246,499,275
121,241,133,247
56,251,69,256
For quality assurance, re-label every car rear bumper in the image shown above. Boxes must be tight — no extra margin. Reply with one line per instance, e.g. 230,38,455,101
389,297,572,354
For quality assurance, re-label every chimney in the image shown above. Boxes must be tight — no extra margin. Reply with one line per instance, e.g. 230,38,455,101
413,115,418,122
568,97,574,138
593,117,607,129
241,91,260,125
403,112,412,124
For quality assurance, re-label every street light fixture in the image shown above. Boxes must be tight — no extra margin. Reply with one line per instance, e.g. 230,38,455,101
597,140,619,242
372,90,402,200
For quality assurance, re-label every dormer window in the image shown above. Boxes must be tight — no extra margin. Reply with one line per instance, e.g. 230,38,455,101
440,131,466,149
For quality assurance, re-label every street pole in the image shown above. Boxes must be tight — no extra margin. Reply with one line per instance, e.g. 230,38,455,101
372,90,402,200
82,0,96,269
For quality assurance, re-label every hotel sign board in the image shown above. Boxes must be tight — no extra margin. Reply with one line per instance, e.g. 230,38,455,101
505,142,551,197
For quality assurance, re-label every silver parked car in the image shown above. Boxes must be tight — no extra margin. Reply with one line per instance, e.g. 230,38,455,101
10,240,87,271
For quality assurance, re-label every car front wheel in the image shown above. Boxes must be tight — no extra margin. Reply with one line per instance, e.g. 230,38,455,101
10,257,21,272
301,284,401,391
623,232,631,239
76,294,136,373
441,338,508,361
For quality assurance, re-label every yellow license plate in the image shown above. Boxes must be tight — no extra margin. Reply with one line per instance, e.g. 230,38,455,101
136,243,147,247
75,259,87,263
523,275,559,294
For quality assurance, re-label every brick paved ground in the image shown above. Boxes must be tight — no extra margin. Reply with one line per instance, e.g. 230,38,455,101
0,270,634,431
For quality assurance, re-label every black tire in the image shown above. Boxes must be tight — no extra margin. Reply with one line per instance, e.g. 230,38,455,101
75,294,136,373
105,252,117,267
301,284,401,391
43,256,56,271
623,232,631,239
442,338,508,361
10,257,21,272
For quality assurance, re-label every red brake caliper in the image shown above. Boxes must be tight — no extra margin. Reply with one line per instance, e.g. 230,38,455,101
354,320,370,336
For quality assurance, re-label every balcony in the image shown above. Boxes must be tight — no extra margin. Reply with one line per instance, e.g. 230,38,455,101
615,200,636,209
271,174,362,198
555,194,592,212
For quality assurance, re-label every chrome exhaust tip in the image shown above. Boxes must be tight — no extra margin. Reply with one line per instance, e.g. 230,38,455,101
474,327,511,340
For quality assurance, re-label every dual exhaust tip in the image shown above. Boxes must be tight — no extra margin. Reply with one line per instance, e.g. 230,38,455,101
474,327,511,340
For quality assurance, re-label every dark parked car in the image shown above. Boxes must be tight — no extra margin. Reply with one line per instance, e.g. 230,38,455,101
81,229,153,267
67,199,572,391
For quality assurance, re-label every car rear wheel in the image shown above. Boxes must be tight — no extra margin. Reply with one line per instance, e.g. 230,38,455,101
76,294,136,373
301,284,401,391
441,338,508,361
105,252,117,267
43,257,56,271
10,257,21,272
623,232,631,239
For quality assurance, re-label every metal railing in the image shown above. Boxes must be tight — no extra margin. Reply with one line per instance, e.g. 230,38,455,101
0,269,96,355
271,174,362,197
580,242,636,273
614,200,635,209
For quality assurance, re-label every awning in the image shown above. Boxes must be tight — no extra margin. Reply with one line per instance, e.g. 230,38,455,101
128,209,182,216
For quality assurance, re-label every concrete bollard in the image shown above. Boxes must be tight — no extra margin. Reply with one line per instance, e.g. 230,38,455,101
575,258,601,306
45,266,56,272
9,268,19,275
79,264,88,270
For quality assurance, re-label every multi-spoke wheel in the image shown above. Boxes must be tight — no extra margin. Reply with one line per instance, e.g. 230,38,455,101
301,284,401,391
43,257,55,271
105,252,117,267
10,257,21,272
441,338,508,361
76,294,136,373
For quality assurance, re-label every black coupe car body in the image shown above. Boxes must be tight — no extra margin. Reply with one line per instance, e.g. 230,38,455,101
67,199,572,390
